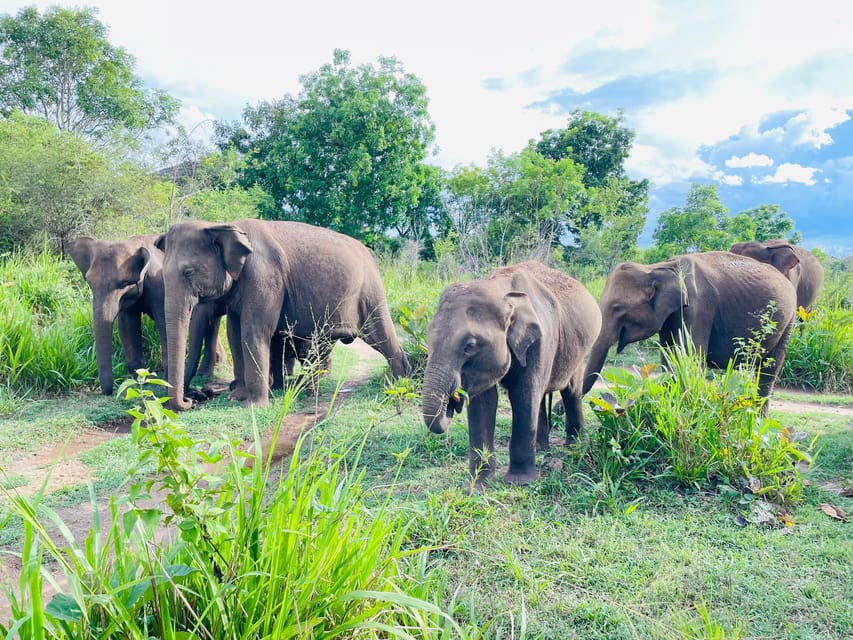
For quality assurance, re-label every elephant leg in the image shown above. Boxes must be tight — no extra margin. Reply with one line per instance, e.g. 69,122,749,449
758,320,794,410
505,383,541,484
117,310,145,374
238,323,274,408
197,312,222,378
560,387,584,444
270,333,286,391
227,312,247,401
467,385,498,488
536,395,551,451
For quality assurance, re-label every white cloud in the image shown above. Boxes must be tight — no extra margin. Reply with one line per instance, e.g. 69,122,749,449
713,171,744,186
725,153,773,168
754,163,820,186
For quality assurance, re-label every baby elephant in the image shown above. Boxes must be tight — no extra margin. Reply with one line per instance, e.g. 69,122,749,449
422,261,601,487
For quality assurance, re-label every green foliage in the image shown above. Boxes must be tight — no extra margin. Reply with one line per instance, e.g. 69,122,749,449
587,340,814,507
0,5,177,141
397,301,431,380
780,304,853,393
0,371,474,637
218,48,435,245
0,113,166,251
648,183,801,261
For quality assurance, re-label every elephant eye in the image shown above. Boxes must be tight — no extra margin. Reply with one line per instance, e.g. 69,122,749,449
463,340,477,355
183,267,195,280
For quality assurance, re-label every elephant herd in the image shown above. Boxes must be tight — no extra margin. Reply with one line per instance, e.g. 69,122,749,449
68,219,410,410
69,226,823,489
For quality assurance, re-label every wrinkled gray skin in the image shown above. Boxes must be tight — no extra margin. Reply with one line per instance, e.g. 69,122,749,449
730,240,825,310
582,251,798,406
67,236,224,396
157,219,409,411
422,261,601,487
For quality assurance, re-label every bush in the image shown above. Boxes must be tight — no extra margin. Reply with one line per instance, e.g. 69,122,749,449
585,341,815,507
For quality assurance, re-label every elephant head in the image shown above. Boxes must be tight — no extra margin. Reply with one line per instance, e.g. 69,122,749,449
730,240,801,282
66,237,154,395
157,221,252,410
583,261,688,393
421,282,541,434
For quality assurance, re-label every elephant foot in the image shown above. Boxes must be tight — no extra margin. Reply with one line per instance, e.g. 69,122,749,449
239,396,271,409
229,385,249,402
503,468,538,485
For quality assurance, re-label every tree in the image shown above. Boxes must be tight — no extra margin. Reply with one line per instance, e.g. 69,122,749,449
0,6,177,141
217,49,435,245
650,183,731,259
727,204,801,244
577,177,647,272
535,109,635,188
0,112,163,252
442,148,585,270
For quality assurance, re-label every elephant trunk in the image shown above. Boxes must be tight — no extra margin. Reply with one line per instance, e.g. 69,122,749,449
421,362,463,434
92,295,120,395
165,293,196,411
582,330,615,395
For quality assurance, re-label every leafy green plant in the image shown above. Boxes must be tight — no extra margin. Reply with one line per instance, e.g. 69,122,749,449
0,370,474,638
588,339,815,506
397,301,431,380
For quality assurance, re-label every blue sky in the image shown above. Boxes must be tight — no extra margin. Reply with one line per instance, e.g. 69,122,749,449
4,0,852,255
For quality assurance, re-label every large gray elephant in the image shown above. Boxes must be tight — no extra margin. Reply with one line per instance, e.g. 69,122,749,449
67,236,224,396
155,219,409,410
422,261,601,487
582,251,798,404
729,240,824,310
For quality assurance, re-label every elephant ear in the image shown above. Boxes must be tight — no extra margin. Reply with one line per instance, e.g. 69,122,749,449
154,233,167,253
206,225,253,280
650,265,689,315
504,291,542,368
134,247,153,286
765,243,800,276
66,237,97,277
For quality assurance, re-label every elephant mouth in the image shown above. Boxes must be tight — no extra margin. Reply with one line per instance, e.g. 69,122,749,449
447,390,466,416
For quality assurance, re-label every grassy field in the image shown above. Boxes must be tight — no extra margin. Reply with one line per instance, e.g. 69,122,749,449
0,343,851,638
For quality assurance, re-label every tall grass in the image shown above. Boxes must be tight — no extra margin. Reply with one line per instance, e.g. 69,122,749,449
780,304,853,393
586,340,814,507
0,372,479,638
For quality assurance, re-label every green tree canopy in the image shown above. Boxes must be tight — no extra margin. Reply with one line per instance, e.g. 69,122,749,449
0,5,177,141
649,183,801,262
0,112,165,252
216,49,435,245
535,109,635,188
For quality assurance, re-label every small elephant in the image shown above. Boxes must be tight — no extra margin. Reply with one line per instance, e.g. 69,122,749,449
421,261,602,487
582,251,798,406
66,235,224,396
729,240,824,310
156,219,410,411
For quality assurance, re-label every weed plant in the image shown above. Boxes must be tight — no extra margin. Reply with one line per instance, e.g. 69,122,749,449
0,371,478,638
586,340,814,507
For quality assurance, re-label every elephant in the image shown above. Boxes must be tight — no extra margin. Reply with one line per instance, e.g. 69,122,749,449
421,261,602,487
67,236,225,396
582,251,798,406
155,219,410,411
729,240,824,310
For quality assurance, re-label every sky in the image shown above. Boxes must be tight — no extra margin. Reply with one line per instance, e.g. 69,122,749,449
3,0,853,255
